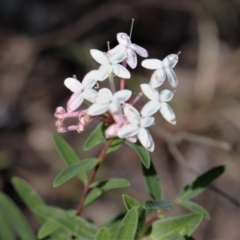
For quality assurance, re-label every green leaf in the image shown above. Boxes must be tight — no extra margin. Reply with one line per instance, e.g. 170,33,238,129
52,133,88,184
145,200,174,211
148,213,203,240
142,161,163,200
54,158,98,187
176,165,227,201
94,227,109,240
122,194,141,210
84,123,107,150
0,207,15,240
84,188,103,207
91,178,130,191
178,200,210,220
0,192,36,240
115,207,139,240
38,220,59,239
106,138,123,154
33,206,97,239
126,141,150,168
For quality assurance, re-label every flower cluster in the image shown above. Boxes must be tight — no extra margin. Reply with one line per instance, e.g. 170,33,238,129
55,32,179,152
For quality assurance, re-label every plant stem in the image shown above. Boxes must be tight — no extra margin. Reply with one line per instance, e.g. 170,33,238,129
76,139,113,215
120,60,127,90
108,74,116,93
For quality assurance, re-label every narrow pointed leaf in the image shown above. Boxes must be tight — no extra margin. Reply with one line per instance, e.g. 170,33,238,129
126,141,150,168
54,158,98,187
84,188,103,207
0,192,36,240
178,200,210,220
142,161,163,200
107,138,124,154
94,228,110,240
33,206,97,239
84,123,107,150
0,207,15,240
52,134,87,184
38,220,59,239
148,213,203,240
122,194,141,210
176,165,227,201
145,200,174,211
91,178,130,191
115,207,139,240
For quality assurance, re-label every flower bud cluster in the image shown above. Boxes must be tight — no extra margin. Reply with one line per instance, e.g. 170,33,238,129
55,32,179,152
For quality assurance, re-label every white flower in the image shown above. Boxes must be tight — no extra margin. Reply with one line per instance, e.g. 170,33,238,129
84,88,132,118
140,84,176,125
141,54,179,88
118,104,155,152
109,33,148,69
64,70,98,112
90,49,130,80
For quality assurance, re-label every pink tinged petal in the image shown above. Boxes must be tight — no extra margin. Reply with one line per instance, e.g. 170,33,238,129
90,49,108,65
150,69,166,88
126,50,137,69
141,59,163,70
109,49,127,64
140,84,159,101
110,104,125,123
98,64,112,81
118,123,139,139
140,117,155,128
67,92,84,112
82,70,98,88
163,54,178,68
113,90,132,102
123,104,140,124
130,44,148,57
117,32,131,46
105,124,119,138
126,136,137,143
138,128,154,152
159,89,174,102
87,103,109,116
141,100,161,117
160,103,176,125
64,78,82,93
165,68,178,88
83,89,98,103
113,64,130,79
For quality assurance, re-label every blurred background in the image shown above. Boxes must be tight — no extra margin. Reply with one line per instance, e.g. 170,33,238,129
0,0,240,239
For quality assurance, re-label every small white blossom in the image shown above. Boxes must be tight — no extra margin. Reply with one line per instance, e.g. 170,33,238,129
90,49,130,80
109,32,148,69
140,84,176,125
64,70,98,112
84,88,132,118
141,54,179,88
118,104,155,152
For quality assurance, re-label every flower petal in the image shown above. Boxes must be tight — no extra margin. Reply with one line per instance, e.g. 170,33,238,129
165,68,178,88
159,89,174,102
67,92,84,112
138,128,154,152
113,89,132,102
97,88,112,104
141,59,163,70
117,32,131,46
90,49,108,65
126,50,137,69
88,103,109,116
140,117,155,128
109,48,127,64
118,123,139,139
150,69,166,88
141,100,161,117
163,54,178,68
64,78,82,93
140,84,159,101
160,103,176,125
113,64,130,79
130,44,148,57
123,103,140,124
82,70,98,88
83,89,98,103
98,64,112,81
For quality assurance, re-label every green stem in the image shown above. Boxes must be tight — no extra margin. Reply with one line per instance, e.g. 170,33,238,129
76,139,113,215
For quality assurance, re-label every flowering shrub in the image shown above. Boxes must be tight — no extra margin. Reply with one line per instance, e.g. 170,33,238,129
0,25,226,240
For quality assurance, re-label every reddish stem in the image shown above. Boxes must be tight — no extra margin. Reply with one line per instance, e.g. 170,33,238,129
76,139,113,215
120,60,127,90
